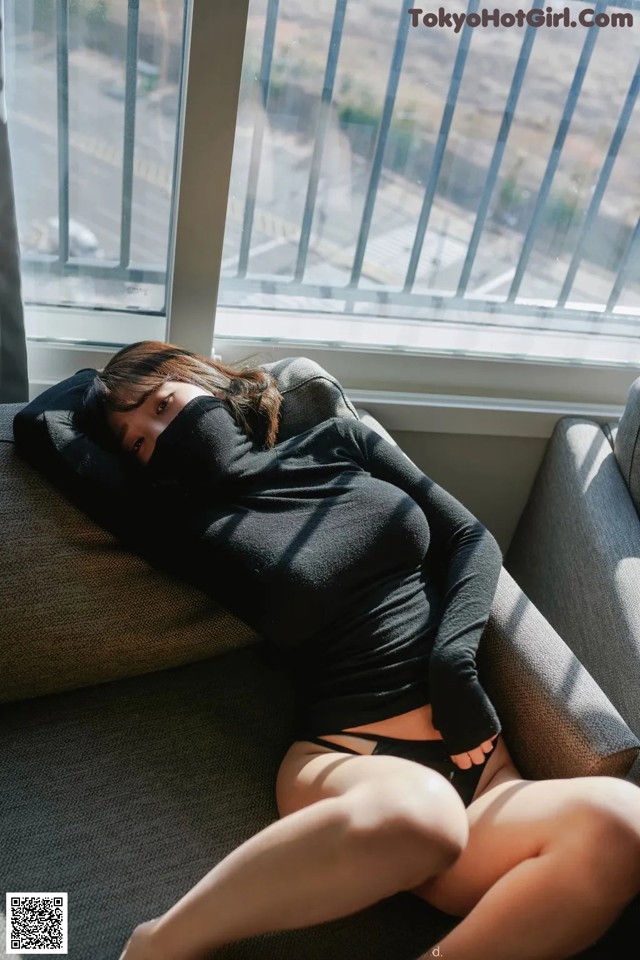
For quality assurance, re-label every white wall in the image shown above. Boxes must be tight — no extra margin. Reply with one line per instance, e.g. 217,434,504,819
390,429,549,553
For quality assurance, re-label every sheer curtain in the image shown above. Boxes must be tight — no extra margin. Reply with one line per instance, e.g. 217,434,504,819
0,0,28,402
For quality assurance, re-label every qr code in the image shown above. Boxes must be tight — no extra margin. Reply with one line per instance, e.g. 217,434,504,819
6,893,68,954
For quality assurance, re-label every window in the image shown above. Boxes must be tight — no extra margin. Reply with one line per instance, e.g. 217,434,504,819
216,0,640,361
5,0,640,403
6,0,188,342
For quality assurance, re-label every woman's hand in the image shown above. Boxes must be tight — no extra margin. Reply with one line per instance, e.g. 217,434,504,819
450,732,499,770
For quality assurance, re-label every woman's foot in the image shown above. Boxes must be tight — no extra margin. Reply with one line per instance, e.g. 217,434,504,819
117,918,162,960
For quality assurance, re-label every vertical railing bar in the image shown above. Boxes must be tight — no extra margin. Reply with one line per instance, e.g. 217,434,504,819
505,0,607,303
56,0,70,265
605,212,640,314
120,0,140,269
294,0,347,283
164,0,190,318
403,0,479,293
237,0,279,279
348,5,411,287
557,60,640,308
456,11,537,298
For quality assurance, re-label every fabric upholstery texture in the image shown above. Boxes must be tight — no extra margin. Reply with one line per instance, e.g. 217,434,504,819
479,569,639,782
11,368,136,539
602,420,618,450
262,355,360,435
505,417,640,745
0,644,456,959
614,374,640,513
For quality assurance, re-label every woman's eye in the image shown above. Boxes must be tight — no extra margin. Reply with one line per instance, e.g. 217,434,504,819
132,438,143,454
157,395,171,414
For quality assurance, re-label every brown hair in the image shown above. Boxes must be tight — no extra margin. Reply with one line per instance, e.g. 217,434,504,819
79,340,282,452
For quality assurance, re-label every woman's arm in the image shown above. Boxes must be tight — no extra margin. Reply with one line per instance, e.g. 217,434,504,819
145,394,264,497
335,417,503,756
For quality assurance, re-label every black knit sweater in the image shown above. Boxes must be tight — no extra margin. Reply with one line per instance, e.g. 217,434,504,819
144,396,503,755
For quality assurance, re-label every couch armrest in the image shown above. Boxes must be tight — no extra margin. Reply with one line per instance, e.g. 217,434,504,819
357,409,640,783
505,417,640,742
479,568,640,784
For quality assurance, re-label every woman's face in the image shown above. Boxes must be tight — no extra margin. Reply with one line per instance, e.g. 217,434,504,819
106,380,213,465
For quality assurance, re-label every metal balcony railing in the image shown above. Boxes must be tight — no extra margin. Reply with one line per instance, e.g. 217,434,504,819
21,0,640,329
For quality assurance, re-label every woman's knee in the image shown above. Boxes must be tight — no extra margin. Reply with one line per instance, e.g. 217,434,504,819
555,780,640,896
345,772,470,881
576,777,640,847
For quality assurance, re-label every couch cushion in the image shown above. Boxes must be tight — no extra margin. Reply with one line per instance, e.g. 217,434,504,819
0,643,455,959
1,358,360,703
0,402,259,704
506,417,640,741
12,368,139,540
614,375,640,513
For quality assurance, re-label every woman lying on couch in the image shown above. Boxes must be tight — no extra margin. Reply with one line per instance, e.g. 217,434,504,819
79,340,640,960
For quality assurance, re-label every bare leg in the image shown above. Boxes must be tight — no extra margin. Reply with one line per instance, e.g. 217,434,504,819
412,777,640,960
421,857,637,959
120,780,466,960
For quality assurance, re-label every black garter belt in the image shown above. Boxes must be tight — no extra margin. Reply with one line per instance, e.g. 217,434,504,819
298,731,499,809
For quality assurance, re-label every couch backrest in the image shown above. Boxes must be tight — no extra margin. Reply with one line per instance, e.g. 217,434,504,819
0,357,359,703
614,376,640,514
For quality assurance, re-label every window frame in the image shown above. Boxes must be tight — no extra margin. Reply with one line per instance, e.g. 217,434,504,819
20,0,640,432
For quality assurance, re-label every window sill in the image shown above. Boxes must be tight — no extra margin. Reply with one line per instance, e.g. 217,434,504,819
23,303,637,437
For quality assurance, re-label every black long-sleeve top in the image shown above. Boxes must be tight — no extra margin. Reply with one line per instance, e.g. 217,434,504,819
144,396,503,755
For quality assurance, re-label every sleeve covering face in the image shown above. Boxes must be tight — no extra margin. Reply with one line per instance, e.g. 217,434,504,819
333,417,503,756
145,395,265,500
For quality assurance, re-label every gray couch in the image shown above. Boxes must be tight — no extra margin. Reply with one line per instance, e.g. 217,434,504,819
1,357,637,959
506,374,640,785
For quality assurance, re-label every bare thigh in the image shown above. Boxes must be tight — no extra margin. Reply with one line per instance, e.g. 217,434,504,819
412,773,640,917
276,740,466,829
277,735,640,920
276,731,514,821
274,731,515,903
